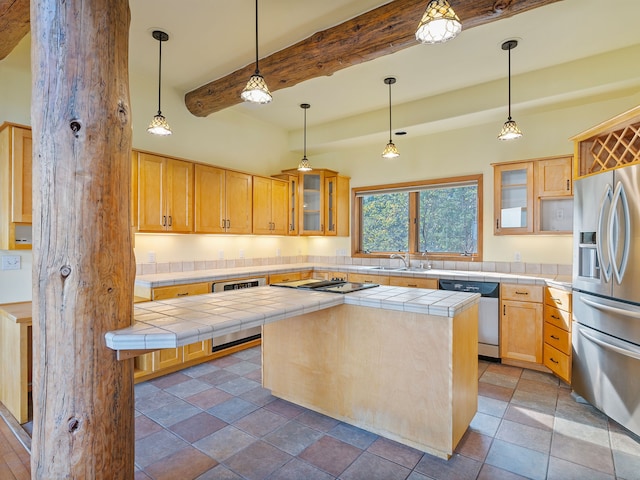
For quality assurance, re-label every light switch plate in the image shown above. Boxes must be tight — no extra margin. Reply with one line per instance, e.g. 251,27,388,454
1,255,21,270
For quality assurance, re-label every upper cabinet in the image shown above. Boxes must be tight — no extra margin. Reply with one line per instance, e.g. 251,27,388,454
0,123,32,249
252,176,288,235
271,172,299,235
280,169,350,236
194,164,252,234
494,155,573,235
136,152,194,233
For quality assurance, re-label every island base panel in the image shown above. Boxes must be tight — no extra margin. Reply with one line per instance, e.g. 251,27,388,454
262,304,478,459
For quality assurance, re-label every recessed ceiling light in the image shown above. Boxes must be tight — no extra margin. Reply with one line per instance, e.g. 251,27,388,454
395,131,407,136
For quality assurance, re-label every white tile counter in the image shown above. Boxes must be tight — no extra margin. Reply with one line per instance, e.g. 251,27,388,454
105,286,479,352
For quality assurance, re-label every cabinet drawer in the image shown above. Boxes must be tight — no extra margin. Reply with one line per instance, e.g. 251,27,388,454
544,322,571,354
543,343,570,383
501,284,543,303
348,273,390,285
544,305,571,331
545,287,571,312
151,282,210,300
389,277,438,289
269,272,303,284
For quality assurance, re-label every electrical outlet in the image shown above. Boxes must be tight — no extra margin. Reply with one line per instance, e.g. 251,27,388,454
218,250,224,260
514,251,522,262
239,249,245,258
148,251,156,263
1,255,21,270
276,248,281,257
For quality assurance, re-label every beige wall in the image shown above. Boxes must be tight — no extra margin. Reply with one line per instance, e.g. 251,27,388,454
1,34,639,302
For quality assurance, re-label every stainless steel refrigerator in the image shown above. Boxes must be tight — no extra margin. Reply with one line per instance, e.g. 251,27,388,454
572,163,640,435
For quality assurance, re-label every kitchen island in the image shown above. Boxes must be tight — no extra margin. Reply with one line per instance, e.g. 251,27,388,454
106,285,479,458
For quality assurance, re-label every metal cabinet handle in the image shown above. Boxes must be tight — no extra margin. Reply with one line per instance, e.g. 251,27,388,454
168,216,172,227
496,219,500,229
503,305,506,315
549,357,559,364
550,335,560,340
176,292,189,297
566,179,570,191
515,291,529,295
551,314,560,320
162,215,166,226
550,297,562,304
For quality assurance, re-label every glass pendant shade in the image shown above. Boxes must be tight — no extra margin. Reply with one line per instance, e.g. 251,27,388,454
416,0,462,44
147,114,172,136
298,156,312,172
382,141,400,159
148,30,172,136
498,119,523,141
241,74,272,104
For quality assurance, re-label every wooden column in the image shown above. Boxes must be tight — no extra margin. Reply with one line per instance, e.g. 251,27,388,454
30,1,135,478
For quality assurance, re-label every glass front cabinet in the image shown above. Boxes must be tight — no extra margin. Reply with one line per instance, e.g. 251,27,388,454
494,161,534,234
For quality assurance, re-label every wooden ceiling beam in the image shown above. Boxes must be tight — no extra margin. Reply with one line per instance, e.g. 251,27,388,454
0,0,30,60
185,0,562,117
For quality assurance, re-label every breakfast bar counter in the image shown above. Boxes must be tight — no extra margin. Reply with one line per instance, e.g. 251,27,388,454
106,285,479,458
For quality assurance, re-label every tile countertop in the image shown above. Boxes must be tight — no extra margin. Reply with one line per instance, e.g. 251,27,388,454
105,285,480,352
134,263,572,290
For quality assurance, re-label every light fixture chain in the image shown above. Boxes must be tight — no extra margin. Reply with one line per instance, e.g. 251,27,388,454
254,0,260,74
157,34,162,115
507,44,511,120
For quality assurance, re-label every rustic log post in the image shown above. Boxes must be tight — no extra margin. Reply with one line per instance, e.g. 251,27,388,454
30,0,135,478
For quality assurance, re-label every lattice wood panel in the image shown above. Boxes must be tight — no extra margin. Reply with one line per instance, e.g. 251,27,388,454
585,122,640,175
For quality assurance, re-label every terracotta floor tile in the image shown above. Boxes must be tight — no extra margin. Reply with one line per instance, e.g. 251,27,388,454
367,436,425,469
143,446,217,480
267,458,334,480
169,411,227,443
299,435,363,477
414,452,482,480
455,430,493,462
149,371,191,390
135,414,164,441
478,381,514,402
224,440,291,480
340,451,411,480
185,386,233,410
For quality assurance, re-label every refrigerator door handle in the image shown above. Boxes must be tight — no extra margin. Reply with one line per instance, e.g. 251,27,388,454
597,184,614,282
581,295,640,319
577,324,640,361
608,181,631,284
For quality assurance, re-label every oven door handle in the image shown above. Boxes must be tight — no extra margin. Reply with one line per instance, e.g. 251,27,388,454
577,324,640,361
580,295,640,319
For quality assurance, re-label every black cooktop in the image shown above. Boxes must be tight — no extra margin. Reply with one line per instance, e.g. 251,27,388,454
270,279,379,294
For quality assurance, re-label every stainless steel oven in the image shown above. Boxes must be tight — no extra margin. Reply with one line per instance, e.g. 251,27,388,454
210,277,266,352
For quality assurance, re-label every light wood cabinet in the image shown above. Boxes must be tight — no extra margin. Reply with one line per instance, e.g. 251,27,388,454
494,155,573,235
137,152,194,233
194,164,252,234
150,282,210,301
348,273,390,285
279,168,350,236
389,277,438,289
271,173,299,235
0,123,33,249
268,271,312,284
500,284,543,365
543,287,572,383
252,176,288,235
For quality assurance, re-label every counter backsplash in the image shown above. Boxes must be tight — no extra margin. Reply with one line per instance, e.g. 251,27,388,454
136,255,572,277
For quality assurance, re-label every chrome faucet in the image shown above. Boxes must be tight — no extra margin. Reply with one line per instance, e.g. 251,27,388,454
390,253,409,268
421,251,432,270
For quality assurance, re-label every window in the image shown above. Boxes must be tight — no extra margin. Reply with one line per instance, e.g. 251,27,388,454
353,174,483,260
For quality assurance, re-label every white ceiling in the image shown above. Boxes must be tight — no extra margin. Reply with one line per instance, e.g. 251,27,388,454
129,0,640,132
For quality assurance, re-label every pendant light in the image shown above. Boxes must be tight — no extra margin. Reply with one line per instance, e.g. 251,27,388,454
241,0,272,104
147,30,172,136
381,77,399,159
497,39,523,141
298,104,312,172
416,0,462,44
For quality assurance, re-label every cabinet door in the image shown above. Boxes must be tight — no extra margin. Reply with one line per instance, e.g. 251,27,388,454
271,179,289,235
252,176,273,234
500,300,543,363
194,164,225,233
300,171,324,235
184,340,211,362
348,273,390,285
137,153,167,232
154,347,183,371
389,277,438,289
494,162,534,234
536,156,572,197
151,282,210,300
11,127,32,223
166,159,193,233
225,171,252,234
325,175,337,236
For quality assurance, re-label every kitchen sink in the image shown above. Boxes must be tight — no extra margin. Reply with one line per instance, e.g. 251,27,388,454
368,266,407,271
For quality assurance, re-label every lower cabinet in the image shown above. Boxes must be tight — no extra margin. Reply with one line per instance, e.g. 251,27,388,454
389,277,438,289
543,287,572,383
500,284,543,365
348,273,390,285
268,271,312,284
134,339,212,382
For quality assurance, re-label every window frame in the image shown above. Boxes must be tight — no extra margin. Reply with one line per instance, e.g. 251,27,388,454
351,174,483,261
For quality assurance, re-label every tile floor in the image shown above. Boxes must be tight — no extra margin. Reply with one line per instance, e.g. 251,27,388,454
132,346,640,480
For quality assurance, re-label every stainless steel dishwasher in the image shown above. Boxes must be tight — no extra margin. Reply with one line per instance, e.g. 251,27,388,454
439,279,500,359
